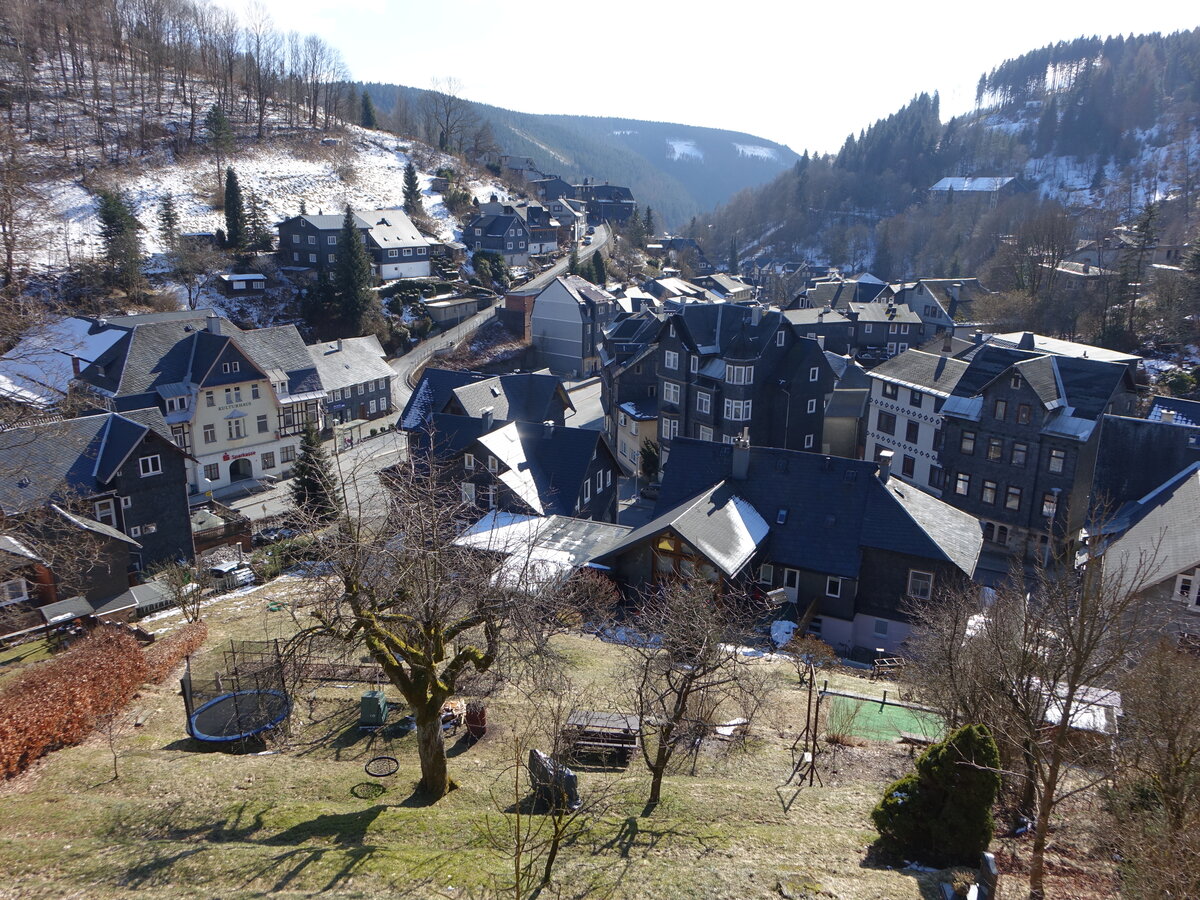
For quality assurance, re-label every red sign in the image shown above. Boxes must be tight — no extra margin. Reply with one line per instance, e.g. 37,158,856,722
221,450,258,461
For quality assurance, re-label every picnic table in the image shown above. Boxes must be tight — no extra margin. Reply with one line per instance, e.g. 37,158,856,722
563,710,640,766
871,656,906,680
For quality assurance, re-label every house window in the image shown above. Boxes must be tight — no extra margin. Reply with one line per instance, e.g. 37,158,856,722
804,434,814,449
369,399,377,414
960,431,976,454
357,384,364,396
905,420,919,443
120,496,131,509
727,365,754,385
631,421,639,436
255,414,268,434
1011,374,1022,389
1176,572,1199,607
1011,443,1028,466
874,619,889,636
696,392,711,414
403,247,413,256
809,366,819,382
1005,485,1022,510
506,242,513,250
308,235,316,245
987,437,1003,461
758,563,774,585
663,382,681,405
222,362,238,375
807,398,817,414
165,396,188,412
388,249,398,258
902,455,915,477
205,391,215,407
690,355,699,373
292,234,299,244
251,384,260,400
464,453,475,470
994,399,1007,420
876,411,896,436
776,331,786,347
1042,492,1059,517
483,484,497,509
1049,449,1066,474
328,253,336,263
223,387,241,404
907,570,933,600
0,578,29,606
281,445,296,463
982,480,997,504
661,418,680,439
784,569,800,589
1017,403,1031,424
261,452,276,470
724,399,752,421
309,254,316,263
887,342,897,356
889,323,898,334
461,482,476,504
910,390,923,407
664,350,679,370
583,479,591,502
619,412,627,428
826,576,841,598
94,499,117,527
954,473,970,496
487,455,498,473
699,425,713,442
129,526,141,538
864,323,873,334
474,228,481,236
882,382,898,400
138,455,162,477
228,418,245,440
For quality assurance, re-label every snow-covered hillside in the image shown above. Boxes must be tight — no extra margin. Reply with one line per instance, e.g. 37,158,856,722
30,125,508,272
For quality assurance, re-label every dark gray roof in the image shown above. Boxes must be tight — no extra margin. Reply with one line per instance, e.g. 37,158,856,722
401,368,572,431
869,350,968,396
467,213,524,238
669,304,783,359
847,301,923,325
1149,396,1200,427
307,336,393,393
651,439,981,580
292,212,373,231
784,307,850,327
474,421,612,517
1103,464,1200,592
1092,414,1200,513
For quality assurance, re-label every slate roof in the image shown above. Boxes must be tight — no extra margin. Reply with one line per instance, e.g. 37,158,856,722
293,213,373,231
669,304,783,359
1102,464,1200,592
846,301,923,325
0,411,179,514
400,368,572,431
869,350,969,396
1092,414,1200,513
988,332,1140,366
363,209,429,250
650,439,981,580
468,213,523,238
555,275,617,308
1147,396,1200,427
784,307,850,327
307,336,393,394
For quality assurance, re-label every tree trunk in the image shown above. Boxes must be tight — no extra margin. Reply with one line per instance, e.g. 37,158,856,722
1028,730,1067,900
415,709,450,798
646,722,674,807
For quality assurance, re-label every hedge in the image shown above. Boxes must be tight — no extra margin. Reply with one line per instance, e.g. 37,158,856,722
144,621,208,684
0,628,148,778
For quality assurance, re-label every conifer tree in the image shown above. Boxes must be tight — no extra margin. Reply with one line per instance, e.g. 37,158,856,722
300,199,307,216
872,723,1002,867
643,206,655,237
590,251,606,285
204,104,234,195
157,193,179,251
728,237,739,275
333,205,378,336
246,190,271,252
568,243,580,276
403,161,423,216
360,90,379,130
290,423,340,523
223,167,246,251
97,190,144,297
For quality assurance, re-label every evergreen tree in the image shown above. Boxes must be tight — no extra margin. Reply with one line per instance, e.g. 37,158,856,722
223,167,246,250
871,723,1002,867
590,251,606,285
300,199,307,215
246,190,271,252
204,104,234,194
568,243,580,276
332,205,378,336
360,90,379,130
290,423,340,523
728,237,739,275
403,161,423,216
643,206,655,237
157,193,179,251
97,190,144,297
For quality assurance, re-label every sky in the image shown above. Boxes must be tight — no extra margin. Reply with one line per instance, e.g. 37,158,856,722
218,0,1199,154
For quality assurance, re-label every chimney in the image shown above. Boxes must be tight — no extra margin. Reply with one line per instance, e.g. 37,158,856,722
751,305,762,326
816,335,825,349
973,330,984,346
941,330,953,354
206,314,221,335
732,430,751,480
71,355,82,376
482,406,494,430
877,450,894,483
543,420,554,439
336,338,343,352
1163,408,1177,424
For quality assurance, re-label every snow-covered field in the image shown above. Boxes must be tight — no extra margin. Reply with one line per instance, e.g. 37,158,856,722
666,139,704,162
29,124,507,273
734,143,779,161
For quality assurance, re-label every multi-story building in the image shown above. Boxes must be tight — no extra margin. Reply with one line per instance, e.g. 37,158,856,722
463,201,532,265
599,311,662,476
74,311,325,495
307,335,394,429
277,209,432,280
864,349,970,495
530,275,619,377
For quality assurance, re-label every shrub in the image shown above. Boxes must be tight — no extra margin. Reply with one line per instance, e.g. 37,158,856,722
145,621,209,683
0,628,149,778
871,723,1002,866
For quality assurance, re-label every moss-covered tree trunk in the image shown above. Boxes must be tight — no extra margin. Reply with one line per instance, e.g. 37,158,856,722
415,706,449,797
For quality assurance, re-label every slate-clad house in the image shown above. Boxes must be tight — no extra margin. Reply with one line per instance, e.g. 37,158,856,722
400,368,574,435
406,413,621,523
652,304,835,465
594,437,983,657
938,343,1140,564
73,310,324,494
531,275,619,377
464,203,531,265
573,182,636,225
277,209,432,279
783,307,853,355
599,311,663,475
307,335,394,428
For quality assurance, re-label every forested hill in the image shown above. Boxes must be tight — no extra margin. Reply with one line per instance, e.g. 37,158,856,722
361,83,799,229
700,28,1200,282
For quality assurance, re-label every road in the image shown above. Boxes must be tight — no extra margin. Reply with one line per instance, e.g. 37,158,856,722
390,224,611,410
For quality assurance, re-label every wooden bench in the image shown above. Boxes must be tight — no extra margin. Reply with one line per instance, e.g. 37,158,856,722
564,710,640,766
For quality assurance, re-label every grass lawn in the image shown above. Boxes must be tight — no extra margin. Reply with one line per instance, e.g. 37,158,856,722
0,637,53,689
0,578,968,900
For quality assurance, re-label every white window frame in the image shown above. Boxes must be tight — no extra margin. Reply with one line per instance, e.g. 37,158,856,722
699,425,713,441
664,350,679,370
804,434,814,449
464,453,475,470
0,577,29,606
461,482,476,504
758,563,774,585
138,455,162,477
809,366,819,382
662,381,681,405
907,569,934,600
806,398,817,413
826,576,841,598
726,365,754,385
724,399,752,421
696,392,710,414
689,355,699,373
776,331,786,347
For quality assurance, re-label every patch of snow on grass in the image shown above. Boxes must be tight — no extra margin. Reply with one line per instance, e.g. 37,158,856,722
666,139,703,162
734,143,779,161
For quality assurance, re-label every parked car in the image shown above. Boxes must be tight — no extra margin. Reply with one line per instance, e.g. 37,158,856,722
586,225,595,235
583,237,593,246
253,526,299,546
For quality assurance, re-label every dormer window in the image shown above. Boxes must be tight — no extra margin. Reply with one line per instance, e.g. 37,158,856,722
222,361,239,374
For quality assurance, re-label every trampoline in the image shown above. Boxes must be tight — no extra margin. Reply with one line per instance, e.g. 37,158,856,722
188,689,292,743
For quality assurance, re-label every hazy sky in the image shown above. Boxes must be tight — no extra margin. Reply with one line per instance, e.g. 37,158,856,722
220,0,1198,154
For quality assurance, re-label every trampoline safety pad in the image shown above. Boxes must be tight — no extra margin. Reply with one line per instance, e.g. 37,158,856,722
188,689,292,743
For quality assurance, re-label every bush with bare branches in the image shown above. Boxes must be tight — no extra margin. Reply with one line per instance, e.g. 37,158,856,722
145,621,208,683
